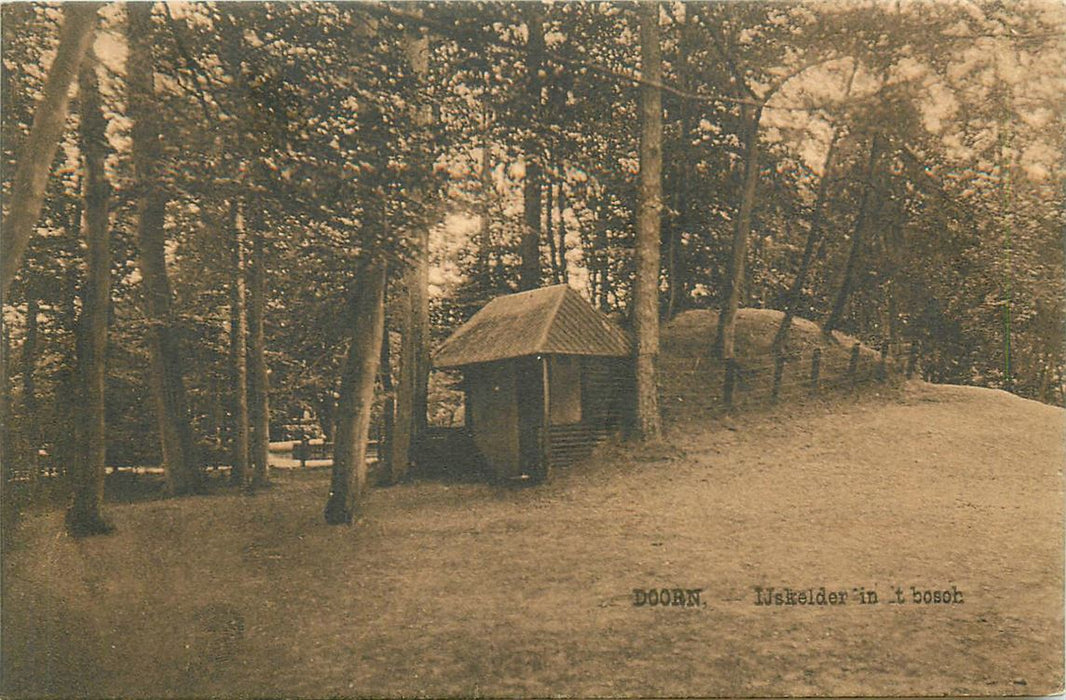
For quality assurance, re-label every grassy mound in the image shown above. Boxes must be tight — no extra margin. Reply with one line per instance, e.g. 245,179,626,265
659,308,887,424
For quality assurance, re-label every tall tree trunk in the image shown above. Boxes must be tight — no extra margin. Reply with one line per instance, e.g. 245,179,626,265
66,53,113,536
771,123,845,354
519,5,545,291
1,318,10,460
248,230,270,489
556,174,568,283
477,108,493,283
391,234,430,484
389,24,432,485
715,102,763,361
594,198,609,310
545,173,559,283
634,2,663,441
127,3,201,495
21,296,39,476
883,206,906,349
214,6,270,489
666,8,694,320
1,314,12,543
1,3,99,299
379,328,395,477
228,201,250,487
324,261,387,524
825,134,882,335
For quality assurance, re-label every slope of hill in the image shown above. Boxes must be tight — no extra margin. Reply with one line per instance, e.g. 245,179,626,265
659,308,886,423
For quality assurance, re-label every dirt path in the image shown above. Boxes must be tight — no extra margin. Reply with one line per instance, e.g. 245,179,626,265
3,382,1062,697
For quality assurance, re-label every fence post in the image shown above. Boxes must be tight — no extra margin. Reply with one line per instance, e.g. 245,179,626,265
906,340,919,379
771,354,786,403
299,436,309,469
877,339,888,382
848,342,861,389
810,348,822,394
723,358,737,408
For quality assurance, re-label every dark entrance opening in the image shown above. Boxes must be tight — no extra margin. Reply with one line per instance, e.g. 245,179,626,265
515,356,546,481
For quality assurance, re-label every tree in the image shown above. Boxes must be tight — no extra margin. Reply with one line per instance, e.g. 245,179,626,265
824,133,883,335
519,4,546,291
65,50,114,537
664,5,697,319
389,21,433,484
324,258,387,524
715,99,763,368
227,201,251,487
1,3,99,300
248,228,271,488
633,2,663,440
126,2,201,495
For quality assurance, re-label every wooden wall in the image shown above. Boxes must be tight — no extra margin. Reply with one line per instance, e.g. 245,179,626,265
545,356,634,469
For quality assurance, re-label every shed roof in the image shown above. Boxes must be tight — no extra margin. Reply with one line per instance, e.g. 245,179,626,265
434,285,632,368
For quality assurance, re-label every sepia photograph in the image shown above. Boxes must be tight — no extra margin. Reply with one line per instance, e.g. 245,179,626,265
1,1,1063,697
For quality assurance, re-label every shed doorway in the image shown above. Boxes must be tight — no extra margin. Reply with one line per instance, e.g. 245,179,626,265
515,356,546,481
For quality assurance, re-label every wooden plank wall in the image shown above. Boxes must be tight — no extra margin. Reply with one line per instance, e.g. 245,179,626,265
544,357,633,469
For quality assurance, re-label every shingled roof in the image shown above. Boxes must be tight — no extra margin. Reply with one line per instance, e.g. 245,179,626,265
434,285,632,368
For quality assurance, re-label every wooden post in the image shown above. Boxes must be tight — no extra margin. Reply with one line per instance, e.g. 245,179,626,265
906,340,919,379
771,354,785,403
299,436,308,469
848,342,861,388
810,348,822,393
878,339,888,381
540,355,551,481
723,358,737,408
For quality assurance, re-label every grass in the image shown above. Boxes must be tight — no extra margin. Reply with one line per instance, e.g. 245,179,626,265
2,311,1063,698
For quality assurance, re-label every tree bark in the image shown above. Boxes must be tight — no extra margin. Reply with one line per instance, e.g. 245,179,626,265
1,3,100,299
127,2,201,495
20,296,40,476
556,175,568,283
519,5,545,291
66,53,113,536
228,201,250,487
545,173,559,283
379,328,395,477
248,230,270,489
1,319,10,461
825,134,882,335
715,102,763,361
634,2,663,441
324,260,387,524
1,318,11,535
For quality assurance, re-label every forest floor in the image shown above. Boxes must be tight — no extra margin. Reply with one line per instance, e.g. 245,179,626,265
3,378,1063,698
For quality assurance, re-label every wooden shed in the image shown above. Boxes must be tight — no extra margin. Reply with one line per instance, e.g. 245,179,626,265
434,285,634,482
